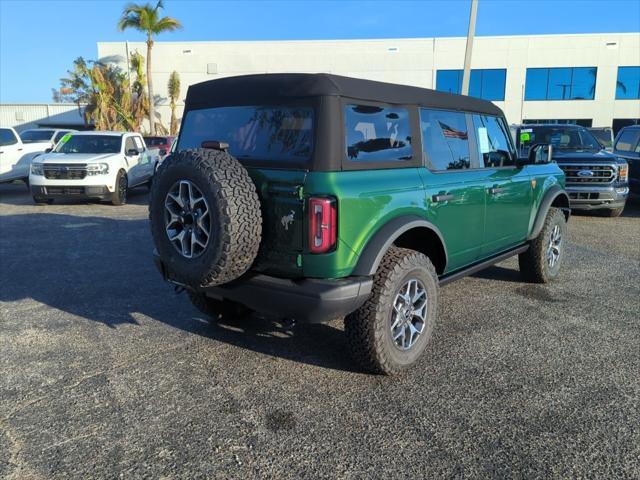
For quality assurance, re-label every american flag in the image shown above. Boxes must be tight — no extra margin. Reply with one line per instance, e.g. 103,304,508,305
439,121,468,140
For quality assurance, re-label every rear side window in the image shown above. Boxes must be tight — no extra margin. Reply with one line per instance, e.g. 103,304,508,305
615,130,640,153
0,128,18,146
345,105,412,162
472,115,516,167
420,109,470,170
178,106,313,162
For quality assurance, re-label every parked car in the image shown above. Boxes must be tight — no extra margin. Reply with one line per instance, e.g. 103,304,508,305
150,73,570,375
588,127,614,151
0,127,50,184
29,131,160,205
612,125,640,196
143,136,175,161
20,128,77,150
512,124,629,217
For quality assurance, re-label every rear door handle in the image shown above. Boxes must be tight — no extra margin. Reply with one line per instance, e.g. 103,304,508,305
488,187,505,195
432,193,455,202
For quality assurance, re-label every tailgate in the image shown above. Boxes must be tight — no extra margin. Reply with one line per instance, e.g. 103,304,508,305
246,168,307,277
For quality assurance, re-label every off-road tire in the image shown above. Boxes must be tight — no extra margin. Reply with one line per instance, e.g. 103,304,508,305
111,170,128,206
149,148,262,288
519,207,567,283
602,206,624,217
32,196,53,205
188,291,251,321
344,247,439,375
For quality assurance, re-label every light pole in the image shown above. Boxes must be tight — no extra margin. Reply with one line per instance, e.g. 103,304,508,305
461,0,479,96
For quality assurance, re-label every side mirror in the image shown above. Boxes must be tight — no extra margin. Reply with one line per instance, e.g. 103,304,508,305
526,143,553,165
44,148,52,153
127,148,140,156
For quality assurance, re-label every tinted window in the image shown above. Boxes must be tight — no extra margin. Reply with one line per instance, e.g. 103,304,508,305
436,69,506,101
20,129,55,143
420,109,470,170
517,126,600,153
0,128,18,146
525,67,597,100
53,131,69,143
345,105,412,162
54,135,122,154
144,136,169,146
472,115,515,167
616,67,640,99
179,106,313,162
615,130,640,153
589,129,613,149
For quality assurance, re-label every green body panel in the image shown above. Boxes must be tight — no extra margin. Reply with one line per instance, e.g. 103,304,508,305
246,163,565,280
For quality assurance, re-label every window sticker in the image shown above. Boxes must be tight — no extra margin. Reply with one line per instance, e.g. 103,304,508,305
477,127,490,153
133,136,144,149
59,133,72,144
520,132,531,143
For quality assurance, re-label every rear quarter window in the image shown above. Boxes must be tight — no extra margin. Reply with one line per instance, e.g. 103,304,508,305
178,106,313,163
344,105,413,162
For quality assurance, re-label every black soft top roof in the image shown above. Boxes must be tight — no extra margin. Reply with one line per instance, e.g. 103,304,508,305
185,73,503,116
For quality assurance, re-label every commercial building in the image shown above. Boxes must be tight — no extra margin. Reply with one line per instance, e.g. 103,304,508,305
96,32,640,134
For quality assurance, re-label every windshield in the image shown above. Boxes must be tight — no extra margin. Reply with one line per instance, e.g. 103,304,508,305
144,136,170,146
589,129,613,148
178,106,313,162
54,135,122,154
20,130,55,143
518,126,601,153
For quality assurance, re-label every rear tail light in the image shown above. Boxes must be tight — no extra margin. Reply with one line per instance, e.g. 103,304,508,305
308,197,337,254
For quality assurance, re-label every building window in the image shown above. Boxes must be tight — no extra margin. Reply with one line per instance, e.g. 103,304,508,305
616,67,640,99
522,119,593,128
524,67,597,100
345,105,413,162
435,69,506,101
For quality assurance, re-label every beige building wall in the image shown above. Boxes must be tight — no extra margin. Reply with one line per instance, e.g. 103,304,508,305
97,32,640,132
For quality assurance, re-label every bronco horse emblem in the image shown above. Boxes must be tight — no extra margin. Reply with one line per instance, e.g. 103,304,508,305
281,210,295,231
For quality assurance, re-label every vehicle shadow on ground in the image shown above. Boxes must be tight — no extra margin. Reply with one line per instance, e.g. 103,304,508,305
0,208,359,373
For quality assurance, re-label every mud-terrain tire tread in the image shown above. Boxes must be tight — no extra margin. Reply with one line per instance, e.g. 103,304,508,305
149,148,262,287
344,246,438,375
519,207,566,283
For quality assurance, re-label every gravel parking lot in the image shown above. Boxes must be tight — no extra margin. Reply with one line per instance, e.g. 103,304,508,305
1,182,639,479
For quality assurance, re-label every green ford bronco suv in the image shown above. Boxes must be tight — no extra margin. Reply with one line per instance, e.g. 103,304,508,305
150,74,570,375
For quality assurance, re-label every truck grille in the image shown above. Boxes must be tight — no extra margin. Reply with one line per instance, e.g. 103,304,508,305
559,164,616,184
44,164,87,180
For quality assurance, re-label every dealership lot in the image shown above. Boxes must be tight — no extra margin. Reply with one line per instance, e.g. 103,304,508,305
0,183,638,479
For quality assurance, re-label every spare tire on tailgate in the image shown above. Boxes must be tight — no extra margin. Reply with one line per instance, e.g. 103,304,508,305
149,148,262,287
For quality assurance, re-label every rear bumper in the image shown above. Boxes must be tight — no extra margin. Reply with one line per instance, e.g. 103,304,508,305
566,184,628,210
153,253,373,323
31,185,111,200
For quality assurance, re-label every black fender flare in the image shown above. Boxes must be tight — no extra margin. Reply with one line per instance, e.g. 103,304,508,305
528,185,570,240
351,215,448,276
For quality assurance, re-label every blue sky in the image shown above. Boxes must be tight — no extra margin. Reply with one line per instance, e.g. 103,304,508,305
1,0,639,103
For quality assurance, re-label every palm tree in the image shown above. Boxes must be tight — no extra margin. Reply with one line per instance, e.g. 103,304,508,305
118,1,181,134
167,70,180,135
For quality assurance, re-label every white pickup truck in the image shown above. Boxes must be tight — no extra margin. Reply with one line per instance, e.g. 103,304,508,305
0,127,51,184
29,131,160,205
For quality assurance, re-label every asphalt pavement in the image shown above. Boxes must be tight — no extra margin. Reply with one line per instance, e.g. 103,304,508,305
1,182,639,479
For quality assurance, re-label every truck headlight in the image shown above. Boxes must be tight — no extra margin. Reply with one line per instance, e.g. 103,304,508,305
86,163,110,175
617,162,628,182
31,163,44,176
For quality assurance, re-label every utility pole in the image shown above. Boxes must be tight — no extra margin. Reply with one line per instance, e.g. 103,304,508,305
461,0,479,96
